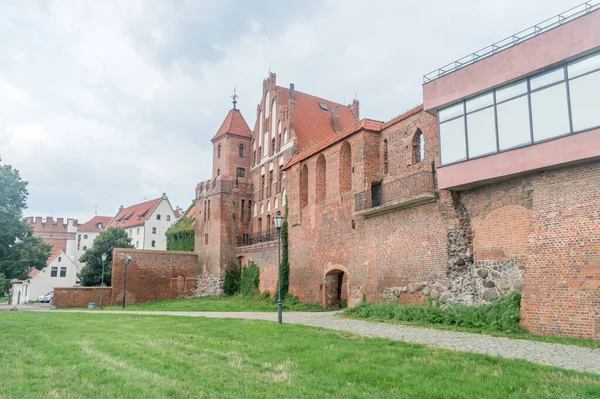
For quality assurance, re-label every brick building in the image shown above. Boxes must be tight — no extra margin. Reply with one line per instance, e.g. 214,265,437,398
191,3,600,339
54,3,600,340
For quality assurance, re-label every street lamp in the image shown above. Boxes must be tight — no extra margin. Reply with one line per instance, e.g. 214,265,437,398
120,254,132,309
273,211,284,324
100,253,107,309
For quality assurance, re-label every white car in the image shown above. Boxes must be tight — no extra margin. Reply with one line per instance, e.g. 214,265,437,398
39,292,53,303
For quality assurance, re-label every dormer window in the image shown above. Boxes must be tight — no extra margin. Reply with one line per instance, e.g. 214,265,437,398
96,222,103,229
157,214,161,220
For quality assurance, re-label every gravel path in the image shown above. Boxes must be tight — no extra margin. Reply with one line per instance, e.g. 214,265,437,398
27,308,600,374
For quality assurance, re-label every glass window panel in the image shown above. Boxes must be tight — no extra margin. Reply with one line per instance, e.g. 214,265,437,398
440,117,467,164
467,107,497,157
569,70,600,132
495,81,527,103
466,92,493,113
497,96,531,150
530,67,565,90
531,83,570,141
568,52,600,78
438,102,464,122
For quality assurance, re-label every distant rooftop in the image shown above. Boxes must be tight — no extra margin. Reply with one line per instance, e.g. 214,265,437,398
423,1,600,83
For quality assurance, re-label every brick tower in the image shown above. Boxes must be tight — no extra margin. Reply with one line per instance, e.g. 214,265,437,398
195,92,253,295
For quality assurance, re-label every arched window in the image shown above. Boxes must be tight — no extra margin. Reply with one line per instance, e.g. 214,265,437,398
217,144,221,158
282,189,287,205
239,143,244,158
413,129,424,163
300,164,309,208
259,110,263,137
258,217,263,232
316,154,326,202
265,92,270,118
267,214,271,233
152,227,156,234
278,121,282,150
271,100,277,138
284,128,288,143
156,214,161,220
339,141,352,194
383,139,389,174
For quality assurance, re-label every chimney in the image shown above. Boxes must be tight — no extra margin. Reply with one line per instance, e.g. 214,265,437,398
290,83,295,100
349,99,360,120
119,205,124,212
330,105,341,132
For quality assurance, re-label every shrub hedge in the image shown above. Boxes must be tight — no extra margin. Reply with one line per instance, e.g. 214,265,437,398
344,292,523,334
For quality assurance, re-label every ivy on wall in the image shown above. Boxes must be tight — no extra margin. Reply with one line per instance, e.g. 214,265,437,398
166,203,195,251
279,200,289,297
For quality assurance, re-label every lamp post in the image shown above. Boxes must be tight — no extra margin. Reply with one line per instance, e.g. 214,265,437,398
273,211,284,324
120,254,132,309
100,253,107,309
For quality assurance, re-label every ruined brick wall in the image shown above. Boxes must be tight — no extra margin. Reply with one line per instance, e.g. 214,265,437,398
285,110,449,307
111,249,198,305
237,242,279,294
54,287,112,308
520,162,600,340
445,162,600,339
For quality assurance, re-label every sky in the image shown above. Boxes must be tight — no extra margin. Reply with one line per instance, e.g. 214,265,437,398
0,0,581,223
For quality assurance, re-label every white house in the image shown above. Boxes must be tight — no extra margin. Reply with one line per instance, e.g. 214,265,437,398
107,193,177,250
74,215,113,264
9,249,80,304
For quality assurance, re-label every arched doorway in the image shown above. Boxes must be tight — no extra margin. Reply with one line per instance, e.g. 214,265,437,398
324,269,348,309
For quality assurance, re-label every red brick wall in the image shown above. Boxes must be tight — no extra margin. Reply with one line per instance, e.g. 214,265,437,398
111,249,199,305
54,287,112,308
456,163,600,340
237,241,279,295
285,110,448,307
520,163,600,340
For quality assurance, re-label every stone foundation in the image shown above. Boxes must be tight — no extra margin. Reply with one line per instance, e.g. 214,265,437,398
383,259,523,305
195,273,223,296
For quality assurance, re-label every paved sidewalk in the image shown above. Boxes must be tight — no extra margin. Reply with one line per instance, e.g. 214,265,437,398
21,308,600,374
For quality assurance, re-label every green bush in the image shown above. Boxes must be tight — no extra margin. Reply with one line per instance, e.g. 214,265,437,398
223,268,241,296
239,261,260,297
345,292,524,334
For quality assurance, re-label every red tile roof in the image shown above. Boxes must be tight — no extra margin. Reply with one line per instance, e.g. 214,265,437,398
28,268,40,278
285,118,383,169
184,204,196,219
276,86,357,151
108,198,161,229
78,216,113,232
47,245,64,264
174,209,182,218
212,109,252,141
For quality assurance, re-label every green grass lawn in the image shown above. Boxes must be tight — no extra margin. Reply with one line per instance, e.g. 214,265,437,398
103,295,325,312
1,312,600,398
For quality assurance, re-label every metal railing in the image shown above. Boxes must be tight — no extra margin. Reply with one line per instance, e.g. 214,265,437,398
354,171,435,212
423,1,600,83
237,230,276,246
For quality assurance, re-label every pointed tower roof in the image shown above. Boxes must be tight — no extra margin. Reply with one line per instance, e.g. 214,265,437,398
211,109,252,141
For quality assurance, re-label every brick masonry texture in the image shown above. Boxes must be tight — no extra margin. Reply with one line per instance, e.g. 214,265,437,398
110,249,199,306
54,287,112,308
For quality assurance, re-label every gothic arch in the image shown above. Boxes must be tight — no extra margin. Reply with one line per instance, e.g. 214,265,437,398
339,141,352,194
315,154,327,203
300,164,309,208
412,129,424,164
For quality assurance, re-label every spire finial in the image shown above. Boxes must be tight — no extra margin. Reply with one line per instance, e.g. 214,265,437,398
231,87,238,110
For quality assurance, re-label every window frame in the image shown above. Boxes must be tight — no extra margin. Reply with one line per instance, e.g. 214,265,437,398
60,267,67,278
437,49,600,166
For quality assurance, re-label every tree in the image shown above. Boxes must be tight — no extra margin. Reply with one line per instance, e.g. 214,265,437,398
0,232,51,280
78,227,133,286
0,273,7,297
0,156,51,280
